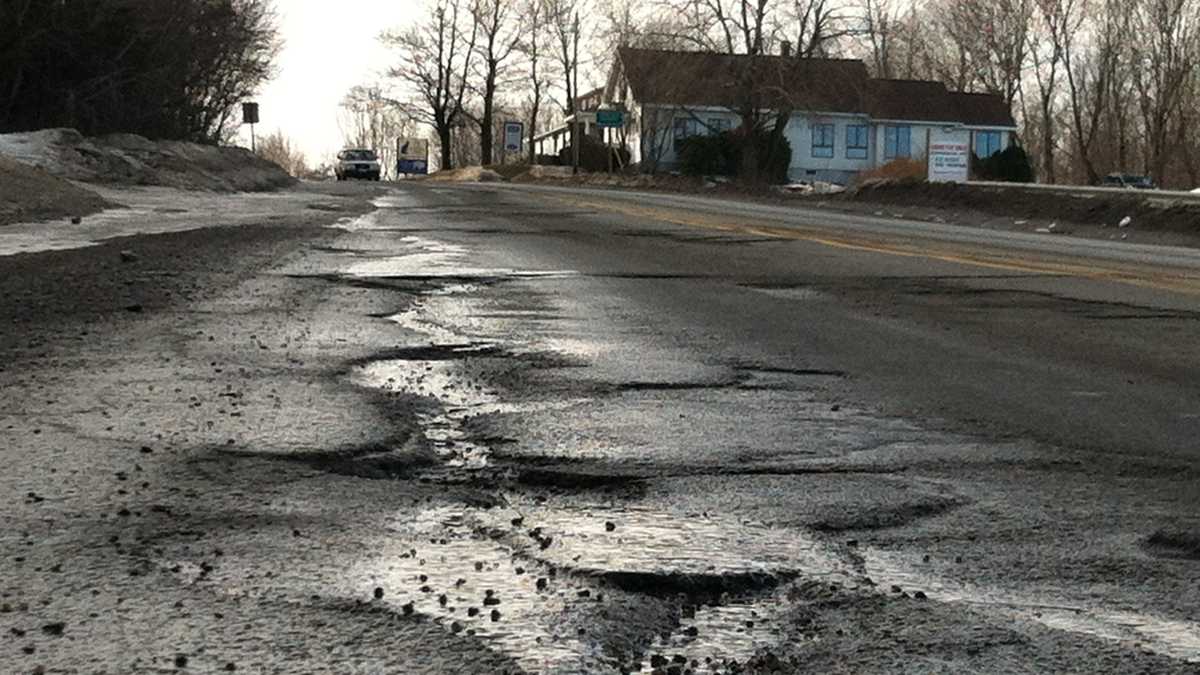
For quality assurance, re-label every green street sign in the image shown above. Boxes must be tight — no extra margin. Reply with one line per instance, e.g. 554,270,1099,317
596,110,625,128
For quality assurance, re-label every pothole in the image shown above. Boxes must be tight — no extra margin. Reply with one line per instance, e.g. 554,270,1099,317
1143,528,1200,561
472,506,853,591
635,587,798,674
355,507,620,673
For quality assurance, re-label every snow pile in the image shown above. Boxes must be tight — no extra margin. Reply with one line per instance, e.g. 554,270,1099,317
428,166,505,182
0,129,294,192
777,180,846,195
524,165,575,179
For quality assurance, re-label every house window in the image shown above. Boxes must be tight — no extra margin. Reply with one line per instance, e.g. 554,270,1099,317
846,124,869,160
812,123,835,158
885,125,912,159
708,118,732,134
975,130,1003,158
673,118,703,146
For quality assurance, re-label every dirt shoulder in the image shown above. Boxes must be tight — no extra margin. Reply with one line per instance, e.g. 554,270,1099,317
0,156,116,227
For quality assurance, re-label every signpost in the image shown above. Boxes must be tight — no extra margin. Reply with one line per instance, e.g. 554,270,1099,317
595,110,626,173
502,121,524,162
595,110,625,128
396,138,429,176
242,102,259,152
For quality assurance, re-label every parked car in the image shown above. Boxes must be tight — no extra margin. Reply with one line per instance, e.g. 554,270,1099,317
1100,173,1156,190
335,149,381,181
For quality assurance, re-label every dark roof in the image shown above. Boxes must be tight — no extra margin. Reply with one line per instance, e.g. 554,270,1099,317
616,47,870,113
948,92,1017,128
616,48,1016,128
866,79,956,122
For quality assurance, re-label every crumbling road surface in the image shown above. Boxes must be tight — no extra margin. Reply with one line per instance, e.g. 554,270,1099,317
3,181,1199,673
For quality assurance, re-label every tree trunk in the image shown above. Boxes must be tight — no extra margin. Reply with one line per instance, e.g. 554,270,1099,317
439,125,453,170
528,96,540,164
481,66,496,165
1041,116,1056,184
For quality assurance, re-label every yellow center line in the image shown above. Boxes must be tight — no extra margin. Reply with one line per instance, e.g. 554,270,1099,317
536,193,1200,297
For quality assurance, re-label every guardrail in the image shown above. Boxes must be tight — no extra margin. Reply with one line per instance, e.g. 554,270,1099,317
966,180,1200,204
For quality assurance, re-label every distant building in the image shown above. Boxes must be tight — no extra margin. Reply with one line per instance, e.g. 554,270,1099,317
574,47,1017,183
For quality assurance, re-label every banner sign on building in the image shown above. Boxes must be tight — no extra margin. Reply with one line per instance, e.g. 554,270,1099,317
396,138,429,175
931,130,969,182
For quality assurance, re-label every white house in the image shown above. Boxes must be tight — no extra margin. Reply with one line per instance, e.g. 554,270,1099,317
600,47,1018,183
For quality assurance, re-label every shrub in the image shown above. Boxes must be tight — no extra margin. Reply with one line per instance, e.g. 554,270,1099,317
974,145,1034,183
678,133,736,177
744,130,793,184
558,135,631,172
677,128,792,183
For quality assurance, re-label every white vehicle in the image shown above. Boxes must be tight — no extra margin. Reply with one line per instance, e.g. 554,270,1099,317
335,148,381,181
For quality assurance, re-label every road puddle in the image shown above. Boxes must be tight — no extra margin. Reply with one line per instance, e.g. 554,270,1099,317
466,506,854,671
862,548,1200,664
353,354,503,469
637,590,794,674
474,506,851,591
333,233,576,280
359,507,619,673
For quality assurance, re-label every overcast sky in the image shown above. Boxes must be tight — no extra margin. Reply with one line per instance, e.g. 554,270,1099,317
238,0,421,164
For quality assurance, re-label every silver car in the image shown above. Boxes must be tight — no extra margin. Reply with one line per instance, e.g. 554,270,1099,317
335,149,381,181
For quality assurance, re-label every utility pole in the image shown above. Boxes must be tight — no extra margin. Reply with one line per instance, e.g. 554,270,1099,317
571,12,580,175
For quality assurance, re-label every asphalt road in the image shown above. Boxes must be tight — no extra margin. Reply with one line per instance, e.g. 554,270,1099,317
2,180,1199,674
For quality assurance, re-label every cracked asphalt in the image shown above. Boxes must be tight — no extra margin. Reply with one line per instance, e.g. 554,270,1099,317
2,181,1199,674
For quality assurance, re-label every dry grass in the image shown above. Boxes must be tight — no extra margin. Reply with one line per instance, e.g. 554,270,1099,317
856,158,928,183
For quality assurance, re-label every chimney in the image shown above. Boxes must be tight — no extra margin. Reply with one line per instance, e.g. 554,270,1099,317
780,40,792,57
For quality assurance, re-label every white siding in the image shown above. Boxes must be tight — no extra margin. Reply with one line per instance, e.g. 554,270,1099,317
620,102,1016,180
784,115,874,182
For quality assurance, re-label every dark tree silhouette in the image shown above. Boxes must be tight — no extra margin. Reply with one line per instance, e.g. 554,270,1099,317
0,0,279,143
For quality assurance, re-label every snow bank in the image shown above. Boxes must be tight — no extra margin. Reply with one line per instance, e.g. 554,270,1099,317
0,129,294,192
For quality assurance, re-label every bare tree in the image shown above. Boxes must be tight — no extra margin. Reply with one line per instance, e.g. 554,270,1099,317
1129,0,1200,182
662,0,861,179
383,0,479,170
940,0,1031,108
546,0,584,115
1025,0,1081,183
255,131,308,177
520,0,554,163
340,85,416,179
860,0,899,77
471,0,523,164
1061,0,1116,183
786,0,859,57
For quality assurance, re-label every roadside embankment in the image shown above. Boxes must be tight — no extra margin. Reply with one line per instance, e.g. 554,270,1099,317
0,129,294,192
0,156,117,227
840,179,1200,234
0,128,296,226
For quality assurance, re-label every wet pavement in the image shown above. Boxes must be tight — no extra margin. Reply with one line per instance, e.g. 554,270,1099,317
2,181,1199,673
